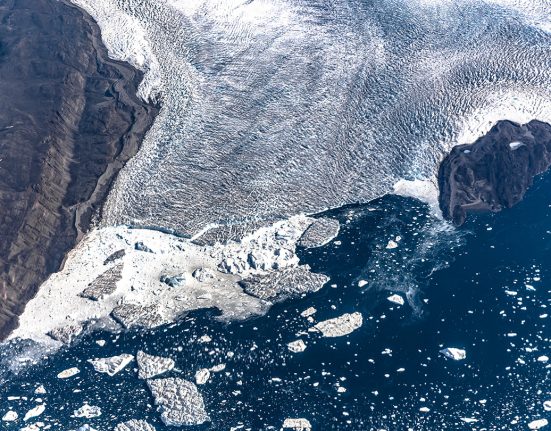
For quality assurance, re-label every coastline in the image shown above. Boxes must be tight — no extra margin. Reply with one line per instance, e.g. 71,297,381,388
0,0,159,339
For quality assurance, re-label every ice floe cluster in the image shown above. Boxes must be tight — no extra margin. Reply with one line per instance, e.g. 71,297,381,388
9,216,337,347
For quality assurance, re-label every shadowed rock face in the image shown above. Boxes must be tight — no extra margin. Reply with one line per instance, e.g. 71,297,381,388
0,0,158,338
438,120,551,225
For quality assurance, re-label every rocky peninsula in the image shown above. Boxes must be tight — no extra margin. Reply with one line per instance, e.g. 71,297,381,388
438,120,551,225
0,0,158,338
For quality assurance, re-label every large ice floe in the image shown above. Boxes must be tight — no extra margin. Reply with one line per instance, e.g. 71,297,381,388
310,312,363,338
147,378,209,426
10,216,333,347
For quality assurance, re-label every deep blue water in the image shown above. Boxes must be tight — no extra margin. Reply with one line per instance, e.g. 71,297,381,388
1,174,550,430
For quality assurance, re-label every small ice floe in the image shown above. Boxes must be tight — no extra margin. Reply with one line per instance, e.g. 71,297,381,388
2,410,18,422
357,280,368,288
137,351,175,380
287,339,307,353
20,425,45,431
509,141,525,150
73,404,102,419
460,417,479,423
95,340,106,347
71,426,97,431
387,294,404,306
57,367,80,379
198,335,212,343
439,347,467,361
528,418,548,430
195,368,211,385
88,354,133,376
311,312,363,337
537,355,549,363
419,407,430,413
34,385,46,395
282,417,312,430
114,419,157,431
386,239,399,249
300,307,317,318
209,364,226,373
23,405,45,421
544,400,551,411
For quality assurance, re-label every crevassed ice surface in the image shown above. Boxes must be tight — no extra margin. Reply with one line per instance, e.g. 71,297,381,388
73,0,551,235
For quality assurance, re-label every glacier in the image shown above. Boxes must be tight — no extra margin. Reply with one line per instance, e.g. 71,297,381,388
68,0,551,237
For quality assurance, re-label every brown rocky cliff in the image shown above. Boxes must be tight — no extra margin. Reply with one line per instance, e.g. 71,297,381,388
438,120,551,225
0,0,159,338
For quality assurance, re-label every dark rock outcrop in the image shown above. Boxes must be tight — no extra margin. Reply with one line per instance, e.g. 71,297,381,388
0,0,159,338
438,120,551,225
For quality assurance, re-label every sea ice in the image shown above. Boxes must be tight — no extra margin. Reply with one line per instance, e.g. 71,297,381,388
23,405,45,421
34,385,46,395
528,419,549,430
287,340,307,353
73,404,102,418
460,417,479,423
297,218,340,248
209,364,226,373
509,141,525,150
2,411,18,421
282,418,312,430
88,354,133,376
439,348,467,360
195,369,210,385
47,324,83,344
147,378,209,426
137,351,175,379
386,240,398,249
114,419,157,431
239,265,328,302
387,294,405,305
311,312,363,337
57,367,80,379
300,307,317,318
11,217,320,347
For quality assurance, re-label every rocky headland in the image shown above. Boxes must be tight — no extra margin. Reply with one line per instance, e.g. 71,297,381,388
438,120,551,225
0,0,158,337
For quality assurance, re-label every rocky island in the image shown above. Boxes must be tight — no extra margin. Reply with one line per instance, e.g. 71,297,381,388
0,0,158,338
438,120,551,225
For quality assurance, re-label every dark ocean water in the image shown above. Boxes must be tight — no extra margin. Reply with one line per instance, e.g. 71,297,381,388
1,173,550,430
